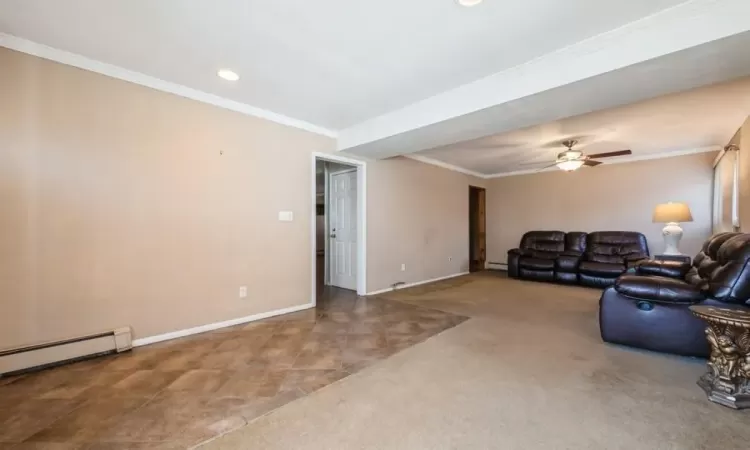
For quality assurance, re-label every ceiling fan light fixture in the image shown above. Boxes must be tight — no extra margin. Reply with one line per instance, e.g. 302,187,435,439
556,160,585,172
456,0,483,7
217,69,240,81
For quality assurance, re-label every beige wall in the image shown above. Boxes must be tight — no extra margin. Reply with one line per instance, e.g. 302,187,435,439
486,152,715,264
738,117,750,231
0,48,336,348
366,157,485,292
0,48,476,348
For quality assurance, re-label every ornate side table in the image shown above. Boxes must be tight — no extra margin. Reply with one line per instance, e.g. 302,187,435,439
689,305,750,409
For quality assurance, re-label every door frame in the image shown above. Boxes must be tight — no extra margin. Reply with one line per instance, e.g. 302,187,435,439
469,185,486,272
311,152,367,304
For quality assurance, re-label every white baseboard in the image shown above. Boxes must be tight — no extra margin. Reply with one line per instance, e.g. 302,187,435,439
486,262,508,270
365,272,470,296
131,303,314,347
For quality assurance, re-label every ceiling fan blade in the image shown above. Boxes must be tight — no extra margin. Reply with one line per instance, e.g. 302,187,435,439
536,162,561,172
586,149,632,159
519,160,556,166
583,160,602,167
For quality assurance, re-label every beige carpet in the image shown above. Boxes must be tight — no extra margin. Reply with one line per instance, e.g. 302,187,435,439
200,273,750,450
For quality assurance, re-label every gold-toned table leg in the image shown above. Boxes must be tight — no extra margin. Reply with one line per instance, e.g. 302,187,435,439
697,323,750,409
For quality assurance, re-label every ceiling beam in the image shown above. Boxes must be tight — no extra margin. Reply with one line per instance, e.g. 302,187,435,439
339,0,750,159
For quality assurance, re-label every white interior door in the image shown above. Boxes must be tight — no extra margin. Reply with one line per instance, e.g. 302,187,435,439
329,169,357,290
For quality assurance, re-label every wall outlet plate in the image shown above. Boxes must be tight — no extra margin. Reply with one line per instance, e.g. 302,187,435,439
239,286,248,298
401,264,406,271
278,211,294,222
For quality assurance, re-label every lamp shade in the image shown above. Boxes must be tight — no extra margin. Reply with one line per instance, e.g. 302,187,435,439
652,202,693,223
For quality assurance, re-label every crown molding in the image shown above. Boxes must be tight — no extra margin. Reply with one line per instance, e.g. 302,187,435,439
408,146,719,179
0,32,338,138
405,154,488,178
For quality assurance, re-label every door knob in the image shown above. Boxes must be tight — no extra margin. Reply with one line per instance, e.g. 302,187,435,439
330,234,337,238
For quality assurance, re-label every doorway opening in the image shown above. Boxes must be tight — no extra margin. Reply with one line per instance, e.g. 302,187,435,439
469,186,486,272
312,153,367,304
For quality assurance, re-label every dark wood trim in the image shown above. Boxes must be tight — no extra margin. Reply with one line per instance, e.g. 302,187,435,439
469,186,486,273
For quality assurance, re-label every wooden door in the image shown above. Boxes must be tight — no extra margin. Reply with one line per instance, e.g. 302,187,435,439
469,186,486,272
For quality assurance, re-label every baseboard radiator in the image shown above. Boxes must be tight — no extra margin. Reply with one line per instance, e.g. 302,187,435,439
486,261,508,271
0,327,132,377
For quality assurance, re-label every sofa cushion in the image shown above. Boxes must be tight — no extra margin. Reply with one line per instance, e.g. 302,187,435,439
555,254,581,272
564,232,587,253
528,250,560,260
579,273,618,288
708,234,750,303
614,274,705,304
519,231,565,253
579,261,625,277
585,231,649,265
519,257,555,271
635,260,691,279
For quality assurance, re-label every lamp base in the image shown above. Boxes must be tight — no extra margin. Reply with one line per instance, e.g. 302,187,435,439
662,222,683,255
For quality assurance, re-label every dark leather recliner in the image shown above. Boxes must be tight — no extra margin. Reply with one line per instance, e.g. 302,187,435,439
578,231,649,288
599,232,750,357
508,231,566,282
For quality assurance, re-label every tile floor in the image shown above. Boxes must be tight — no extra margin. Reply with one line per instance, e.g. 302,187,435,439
0,288,466,449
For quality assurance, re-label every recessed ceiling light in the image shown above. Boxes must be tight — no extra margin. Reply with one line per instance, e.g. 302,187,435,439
217,69,239,81
457,0,483,6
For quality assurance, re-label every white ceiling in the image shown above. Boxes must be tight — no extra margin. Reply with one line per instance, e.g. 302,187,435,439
414,76,750,176
338,1,750,158
0,0,686,131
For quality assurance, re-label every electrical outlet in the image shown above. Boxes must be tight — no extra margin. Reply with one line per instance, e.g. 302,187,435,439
401,263,406,271
278,211,293,222
239,286,248,299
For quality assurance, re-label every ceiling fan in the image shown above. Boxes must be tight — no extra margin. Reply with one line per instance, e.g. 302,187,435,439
525,140,632,172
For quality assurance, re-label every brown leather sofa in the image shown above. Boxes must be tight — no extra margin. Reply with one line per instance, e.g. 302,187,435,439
599,232,750,357
578,232,650,288
508,231,648,287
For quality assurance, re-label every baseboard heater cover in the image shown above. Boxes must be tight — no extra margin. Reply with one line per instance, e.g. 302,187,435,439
486,261,508,271
0,327,132,377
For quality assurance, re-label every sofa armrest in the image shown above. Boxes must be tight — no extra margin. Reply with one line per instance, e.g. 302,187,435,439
507,248,526,278
635,259,691,279
614,275,705,304
624,254,649,269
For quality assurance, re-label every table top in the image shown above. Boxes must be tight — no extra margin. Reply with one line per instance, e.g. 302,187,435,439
655,254,691,263
689,305,750,328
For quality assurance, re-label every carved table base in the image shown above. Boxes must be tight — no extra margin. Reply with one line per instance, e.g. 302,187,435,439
690,305,750,410
697,372,750,409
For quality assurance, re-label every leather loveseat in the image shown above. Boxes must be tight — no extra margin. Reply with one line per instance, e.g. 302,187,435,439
508,230,648,288
599,232,750,357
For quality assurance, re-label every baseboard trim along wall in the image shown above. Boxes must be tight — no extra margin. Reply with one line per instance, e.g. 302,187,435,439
365,272,470,296
486,262,508,271
131,302,315,347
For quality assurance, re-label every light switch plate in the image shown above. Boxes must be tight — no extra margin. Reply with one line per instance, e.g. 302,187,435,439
278,211,293,222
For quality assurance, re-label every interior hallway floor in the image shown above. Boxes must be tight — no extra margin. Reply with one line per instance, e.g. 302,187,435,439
0,288,465,449
203,272,750,450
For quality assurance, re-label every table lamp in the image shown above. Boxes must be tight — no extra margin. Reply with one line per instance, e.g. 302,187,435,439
652,202,693,255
